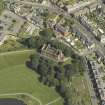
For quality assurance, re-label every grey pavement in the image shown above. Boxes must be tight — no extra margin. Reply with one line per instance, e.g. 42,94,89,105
7,0,97,20
5,1,101,105
15,0,97,14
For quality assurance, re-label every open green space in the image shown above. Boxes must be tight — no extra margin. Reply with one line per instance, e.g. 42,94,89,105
0,50,63,105
61,59,92,105
68,74,92,105
0,38,26,53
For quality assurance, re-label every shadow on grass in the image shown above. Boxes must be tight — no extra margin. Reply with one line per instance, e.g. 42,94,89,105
25,60,43,83
25,56,65,105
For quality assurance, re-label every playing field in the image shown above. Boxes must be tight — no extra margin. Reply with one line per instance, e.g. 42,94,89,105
0,50,63,105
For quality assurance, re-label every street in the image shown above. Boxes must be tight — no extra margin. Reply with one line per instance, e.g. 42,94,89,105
5,1,102,105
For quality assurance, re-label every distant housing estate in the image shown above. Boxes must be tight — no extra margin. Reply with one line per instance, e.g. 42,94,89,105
79,15,105,44
72,24,95,50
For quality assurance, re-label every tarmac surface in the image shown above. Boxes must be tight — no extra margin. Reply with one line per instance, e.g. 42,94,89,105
0,99,26,105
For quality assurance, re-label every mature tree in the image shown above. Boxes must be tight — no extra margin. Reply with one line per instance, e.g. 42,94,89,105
39,28,55,39
38,62,48,75
30,54,40,70
65,98,71,105
64,87,72,105
47,66,55,86
64,64,72,81
54,78,60,87
41,9,49,18
59,81,66,97
27,37,36,48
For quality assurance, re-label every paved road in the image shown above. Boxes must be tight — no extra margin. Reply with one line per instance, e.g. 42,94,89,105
73,19,105,58
9,0,66,16
45,97,61,105
8,0,102,49
0,93,42,105
7,0,97,20
15,0,105,58
66,0,97,13
5,1,100,105
0,99,26,105
15,0,97,14
0,49,35,56
0,92,61,105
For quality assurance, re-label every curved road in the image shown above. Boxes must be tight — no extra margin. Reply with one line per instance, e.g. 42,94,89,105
4,1,99,105
0,93,42,105
0,49,35,56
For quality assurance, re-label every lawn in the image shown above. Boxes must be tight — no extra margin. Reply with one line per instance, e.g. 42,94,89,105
0,50,63,105
0,50,34,70
68,74,92,105
61,58,92,105
0,38,26,53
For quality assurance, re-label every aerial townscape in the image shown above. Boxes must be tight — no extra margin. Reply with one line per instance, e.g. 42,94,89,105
1,0,105,105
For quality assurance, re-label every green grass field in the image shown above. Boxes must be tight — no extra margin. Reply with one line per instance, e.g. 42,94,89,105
0,50,63,105
68,74,92,105
62,59,92,105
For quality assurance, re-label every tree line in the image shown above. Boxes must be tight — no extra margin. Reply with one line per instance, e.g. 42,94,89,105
19,35,79,59
28,52,84,105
